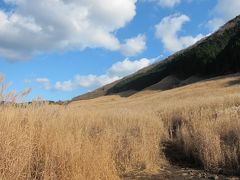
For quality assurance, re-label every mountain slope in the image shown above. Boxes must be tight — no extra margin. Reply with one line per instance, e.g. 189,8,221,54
73,15,240,101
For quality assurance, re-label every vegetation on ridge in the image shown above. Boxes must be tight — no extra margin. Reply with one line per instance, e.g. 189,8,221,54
107,15,240,94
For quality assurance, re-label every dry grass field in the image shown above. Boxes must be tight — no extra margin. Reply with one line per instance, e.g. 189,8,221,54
0,74,240,179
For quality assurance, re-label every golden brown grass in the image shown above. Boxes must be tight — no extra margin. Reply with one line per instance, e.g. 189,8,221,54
0,74,240,179
0,105,166,179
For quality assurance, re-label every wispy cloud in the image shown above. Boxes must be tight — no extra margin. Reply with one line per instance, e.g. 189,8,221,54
153,0,181,8
207,0,240,31
30,57,158,92
143,0,193,8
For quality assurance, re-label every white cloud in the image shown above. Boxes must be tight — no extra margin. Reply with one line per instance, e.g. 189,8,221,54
143,0,189,8
0,0,144,60
207,18,226,31
179,34,205,48
120,35,147,56
107,58,151,77
155,14,204,53
207,0,240,31
35,78,50,84
35,78,51,90
54,81,73,92
32,58,157,92
155,0,181,8
74,74,119,90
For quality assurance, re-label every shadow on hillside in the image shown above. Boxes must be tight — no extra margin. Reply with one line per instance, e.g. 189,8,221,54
196,73,240,87
115,76,201,98
115,90,138,97
115,73,240,98
225,78,240,87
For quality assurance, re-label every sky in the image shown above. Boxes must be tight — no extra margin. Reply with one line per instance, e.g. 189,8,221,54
0,0,239,101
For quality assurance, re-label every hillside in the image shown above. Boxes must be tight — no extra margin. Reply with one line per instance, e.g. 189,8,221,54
72,80,120,101
73,15,240,101
69,73,240,178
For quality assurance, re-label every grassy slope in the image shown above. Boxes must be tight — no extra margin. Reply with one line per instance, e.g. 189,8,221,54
72,15,240,101
71,73,240,176
71,73,240,109
106,16,240,94
1,74,240,179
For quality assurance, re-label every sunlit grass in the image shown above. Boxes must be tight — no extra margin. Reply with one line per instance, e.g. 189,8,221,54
0,74,240,179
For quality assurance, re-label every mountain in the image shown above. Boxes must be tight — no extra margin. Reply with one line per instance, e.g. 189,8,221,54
73,15,240,101
72,80,120,101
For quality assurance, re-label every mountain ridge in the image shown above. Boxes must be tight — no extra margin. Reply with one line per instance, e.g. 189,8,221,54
73,15,240,101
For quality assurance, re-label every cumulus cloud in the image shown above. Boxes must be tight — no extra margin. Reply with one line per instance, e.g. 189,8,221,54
120,35,147,56
155,14,204,53
32,58,157,92
0,0,146,60
107,58,151,77
207,0,240,31
74,74,119,90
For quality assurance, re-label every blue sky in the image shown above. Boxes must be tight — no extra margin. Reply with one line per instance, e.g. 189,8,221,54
0,0,239,101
